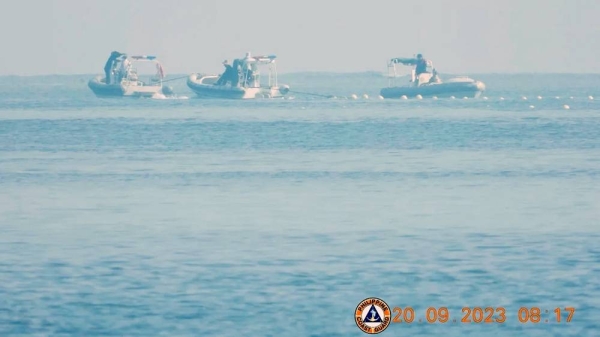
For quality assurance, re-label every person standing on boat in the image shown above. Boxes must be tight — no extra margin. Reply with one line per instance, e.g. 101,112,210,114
118,56,131,82
104,51,123,85
216,60,234,85
240,52,254,86
400,53,429,76
231,59,241,86
397,53,431,85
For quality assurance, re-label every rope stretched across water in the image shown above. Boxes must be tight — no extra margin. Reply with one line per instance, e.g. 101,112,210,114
160,75,191,83
287,90,334,98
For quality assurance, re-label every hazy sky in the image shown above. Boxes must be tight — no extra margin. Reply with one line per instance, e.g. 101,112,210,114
2,0,599,75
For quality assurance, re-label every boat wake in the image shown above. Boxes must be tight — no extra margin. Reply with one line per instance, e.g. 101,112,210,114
151,93,189,100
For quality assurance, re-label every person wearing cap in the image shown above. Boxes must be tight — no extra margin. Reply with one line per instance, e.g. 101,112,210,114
397,53,431,85
415,54,429,76
400,53,429,76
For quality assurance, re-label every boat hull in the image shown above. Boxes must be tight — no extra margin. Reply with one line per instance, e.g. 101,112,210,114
380,80,485,99
88,76,163,98
186,74,289,99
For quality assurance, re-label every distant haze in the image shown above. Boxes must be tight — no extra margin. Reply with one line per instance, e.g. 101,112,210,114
2,0,599,75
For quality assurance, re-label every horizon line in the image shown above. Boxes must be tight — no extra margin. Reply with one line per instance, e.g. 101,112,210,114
1,71,599,77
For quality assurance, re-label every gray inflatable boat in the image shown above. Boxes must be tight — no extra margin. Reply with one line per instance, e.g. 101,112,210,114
380,57,486,99
380,76,486,99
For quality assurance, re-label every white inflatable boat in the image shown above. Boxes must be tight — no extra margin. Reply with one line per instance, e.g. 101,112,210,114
187,53,290,99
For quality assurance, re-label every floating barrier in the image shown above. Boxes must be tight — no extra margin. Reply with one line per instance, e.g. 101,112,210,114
280,91,598,111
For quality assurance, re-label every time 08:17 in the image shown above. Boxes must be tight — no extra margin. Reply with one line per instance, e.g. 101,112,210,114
518,307,575,323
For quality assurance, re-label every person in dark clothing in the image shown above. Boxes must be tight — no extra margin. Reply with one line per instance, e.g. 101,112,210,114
415,54,428,75
104,51,123,85
398,53,429,76
216,60,233,85
230,59,241,86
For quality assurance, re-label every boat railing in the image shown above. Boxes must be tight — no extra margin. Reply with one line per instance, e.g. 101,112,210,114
238,61,278,89
122,64,162,87
387,61,401,87
239,69,258,88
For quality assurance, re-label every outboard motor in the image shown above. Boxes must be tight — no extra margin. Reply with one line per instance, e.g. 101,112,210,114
162,86,174,96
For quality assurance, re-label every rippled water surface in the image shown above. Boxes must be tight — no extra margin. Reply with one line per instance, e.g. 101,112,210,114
1,73,599,336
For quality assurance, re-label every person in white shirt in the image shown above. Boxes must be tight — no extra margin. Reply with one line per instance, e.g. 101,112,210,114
118,57,131,82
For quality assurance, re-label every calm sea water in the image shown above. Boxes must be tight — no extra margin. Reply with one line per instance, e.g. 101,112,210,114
1,73,599,336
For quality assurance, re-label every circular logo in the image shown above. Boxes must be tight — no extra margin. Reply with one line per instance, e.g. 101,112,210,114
355,297,391,334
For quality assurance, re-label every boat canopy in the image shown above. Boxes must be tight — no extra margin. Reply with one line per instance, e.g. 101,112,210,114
114,54,165,80
244,55,277,64
389,57,433,67
390,57,414,64
129,55,159,61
